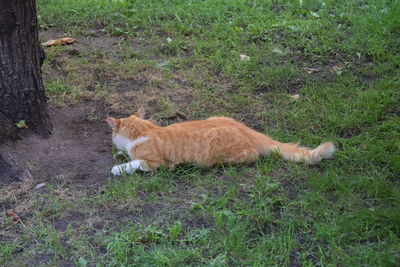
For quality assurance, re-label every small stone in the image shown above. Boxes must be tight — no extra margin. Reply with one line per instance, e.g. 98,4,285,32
290,94,300,99
240,54,250,61
34,183,46,190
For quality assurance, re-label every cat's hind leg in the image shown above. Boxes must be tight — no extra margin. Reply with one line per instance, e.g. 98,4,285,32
111,160,149,176
228,150,259,164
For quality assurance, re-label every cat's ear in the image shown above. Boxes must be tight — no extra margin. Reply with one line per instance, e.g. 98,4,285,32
106,117,120,129
134,107,146,119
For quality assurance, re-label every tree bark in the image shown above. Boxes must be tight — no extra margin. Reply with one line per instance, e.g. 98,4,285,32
0,0,52,140
0,145,33,184
0,0,52,184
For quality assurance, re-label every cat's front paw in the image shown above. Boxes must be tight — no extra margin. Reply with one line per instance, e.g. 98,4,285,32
111,165,122,176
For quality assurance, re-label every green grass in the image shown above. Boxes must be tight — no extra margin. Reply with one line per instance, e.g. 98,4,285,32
0,0,399,266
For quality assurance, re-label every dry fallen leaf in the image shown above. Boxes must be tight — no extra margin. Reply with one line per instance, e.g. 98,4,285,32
41,37,76,47
290,94,300,99
6,209,21,224
240,54,250,61
303,67,319,74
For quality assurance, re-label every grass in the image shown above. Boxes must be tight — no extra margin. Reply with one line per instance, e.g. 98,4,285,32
1,0,399,266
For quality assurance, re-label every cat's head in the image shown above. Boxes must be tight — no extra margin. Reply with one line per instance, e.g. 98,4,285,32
106,108,154,149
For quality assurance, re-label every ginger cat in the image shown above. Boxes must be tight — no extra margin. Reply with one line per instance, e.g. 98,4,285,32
107,108,335,175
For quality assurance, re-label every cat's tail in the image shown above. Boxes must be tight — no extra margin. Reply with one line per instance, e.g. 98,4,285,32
258,136,336,164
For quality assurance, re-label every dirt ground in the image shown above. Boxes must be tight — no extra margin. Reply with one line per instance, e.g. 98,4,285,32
9,101,114,186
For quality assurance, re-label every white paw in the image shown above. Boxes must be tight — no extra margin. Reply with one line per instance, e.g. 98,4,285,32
111,165,122,176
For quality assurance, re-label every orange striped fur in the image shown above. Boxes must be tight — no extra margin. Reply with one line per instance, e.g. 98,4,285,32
107,108,335,175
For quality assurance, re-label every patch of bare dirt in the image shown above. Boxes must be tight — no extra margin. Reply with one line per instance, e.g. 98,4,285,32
53,210,86,231
40,28,123,54
9,102,114,186
40,28,154,58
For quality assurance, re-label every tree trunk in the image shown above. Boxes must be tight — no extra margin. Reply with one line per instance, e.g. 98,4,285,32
0,0,52,140
0,145,33,185
0,0,52,184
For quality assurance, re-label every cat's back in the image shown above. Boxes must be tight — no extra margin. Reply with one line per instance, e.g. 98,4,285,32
144,116,255,144
157,116,243,132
